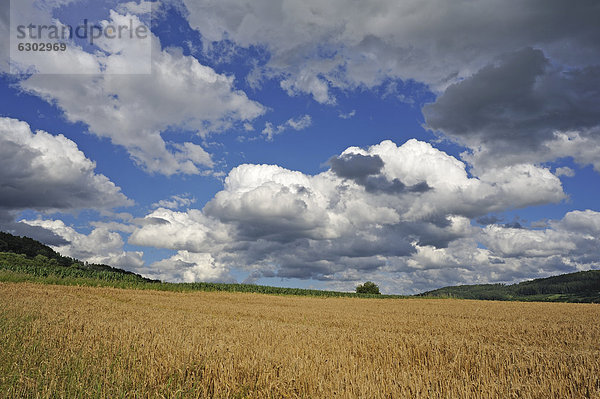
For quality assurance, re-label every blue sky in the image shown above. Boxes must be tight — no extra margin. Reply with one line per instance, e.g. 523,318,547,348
1,0,599,294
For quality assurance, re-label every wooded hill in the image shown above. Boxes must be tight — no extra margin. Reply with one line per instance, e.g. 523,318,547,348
0,231,157,282
418,271,600,303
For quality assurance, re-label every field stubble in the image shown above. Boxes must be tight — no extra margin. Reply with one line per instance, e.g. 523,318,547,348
1,282,599,398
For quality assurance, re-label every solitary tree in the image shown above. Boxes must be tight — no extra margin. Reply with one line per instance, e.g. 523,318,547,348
356,281,380,294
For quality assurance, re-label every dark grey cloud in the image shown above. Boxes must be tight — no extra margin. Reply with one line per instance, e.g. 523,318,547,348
208,204,325,244
363,176,407,194
503,222,523,229
308,233,415,260
363,176,431,195
219,231,414,281
476,215,502,226
331,153,430,194
9,224,70,246
398,222,466,249
208,217,469,281
0,141,39,184
275,258,342,280
428,215,453,228
538,255,578,275
241,270,263,285
423,47,600,167
134,217,170,226
330,153,384,179
425,48,549,148
475,216,523,229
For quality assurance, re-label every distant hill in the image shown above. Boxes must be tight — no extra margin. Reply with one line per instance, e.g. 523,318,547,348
418,271,600,303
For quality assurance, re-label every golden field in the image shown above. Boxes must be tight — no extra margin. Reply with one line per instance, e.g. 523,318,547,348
1,282,599,398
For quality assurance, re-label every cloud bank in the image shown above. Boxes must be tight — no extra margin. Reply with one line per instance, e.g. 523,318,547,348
127,139,586,292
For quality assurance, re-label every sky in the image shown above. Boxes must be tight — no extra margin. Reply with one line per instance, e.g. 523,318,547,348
1,0,599,294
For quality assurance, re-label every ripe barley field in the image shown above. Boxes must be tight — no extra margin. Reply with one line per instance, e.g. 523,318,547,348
1,283,599,398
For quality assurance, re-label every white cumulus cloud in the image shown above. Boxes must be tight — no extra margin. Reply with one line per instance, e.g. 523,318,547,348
16,7,265,176
0,117,132,212
129,139,572,290
261,115,312,141
139,251,234,283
